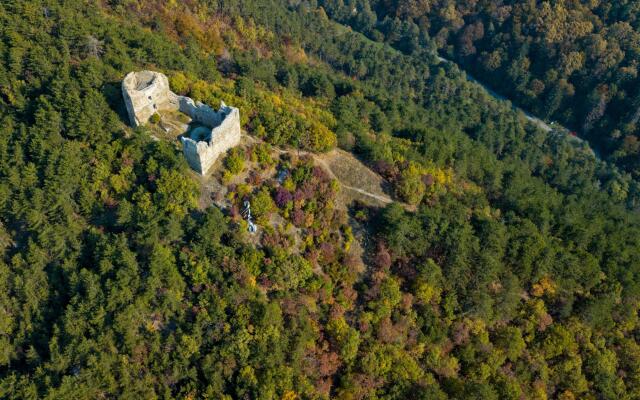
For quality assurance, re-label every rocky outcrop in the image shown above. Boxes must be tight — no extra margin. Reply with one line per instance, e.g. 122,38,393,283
122,71,241,176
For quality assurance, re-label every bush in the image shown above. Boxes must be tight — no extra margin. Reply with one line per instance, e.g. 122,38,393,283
396,162,426,205
224,147,245,174
149,113,161,124
170,72,190,95
251,187,275,220
250,143,274,166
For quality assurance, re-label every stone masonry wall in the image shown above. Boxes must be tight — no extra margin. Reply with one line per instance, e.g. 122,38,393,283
180,101,241,175
122,71,178,126
122,70,241,176
178,97,223,127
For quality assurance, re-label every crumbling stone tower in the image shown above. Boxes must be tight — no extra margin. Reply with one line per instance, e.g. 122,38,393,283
122,71,241,176
122,71,177,127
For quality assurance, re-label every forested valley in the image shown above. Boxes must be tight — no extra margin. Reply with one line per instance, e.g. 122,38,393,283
1,0,640,399
319,0,640,178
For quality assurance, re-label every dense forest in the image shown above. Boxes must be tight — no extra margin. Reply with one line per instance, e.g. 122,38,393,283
319,0,640,178
1,0,640,399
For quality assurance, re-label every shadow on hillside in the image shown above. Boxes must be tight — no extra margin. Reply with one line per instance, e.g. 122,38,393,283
102,80,130,126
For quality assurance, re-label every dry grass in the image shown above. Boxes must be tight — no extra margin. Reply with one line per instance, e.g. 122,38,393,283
318,149,386,194
314,149,393,209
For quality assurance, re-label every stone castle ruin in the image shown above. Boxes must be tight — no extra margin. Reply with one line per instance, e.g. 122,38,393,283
122,71,241,175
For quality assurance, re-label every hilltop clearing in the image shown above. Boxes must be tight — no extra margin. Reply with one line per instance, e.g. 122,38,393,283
201,135,397,211
314,148,394,207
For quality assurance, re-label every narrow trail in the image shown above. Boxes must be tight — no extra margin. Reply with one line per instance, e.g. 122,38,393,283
341,185,392,204
310,154,393,205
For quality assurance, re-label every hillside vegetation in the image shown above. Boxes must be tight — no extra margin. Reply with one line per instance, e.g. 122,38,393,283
319,0,640,178
1,0,640,399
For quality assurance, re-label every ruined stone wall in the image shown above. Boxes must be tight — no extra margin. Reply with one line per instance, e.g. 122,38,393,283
122,71,178,126
178,97,223,127
123,70,241,176
180,101,241,176
182,138,208,174
202,106,241,174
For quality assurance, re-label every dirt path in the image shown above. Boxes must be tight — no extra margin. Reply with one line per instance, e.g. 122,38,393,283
310,154,393,205
341,184,392,204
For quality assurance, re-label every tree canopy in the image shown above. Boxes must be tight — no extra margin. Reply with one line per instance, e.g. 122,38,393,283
1,0,640,398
